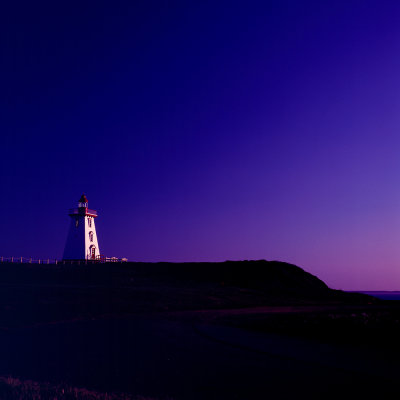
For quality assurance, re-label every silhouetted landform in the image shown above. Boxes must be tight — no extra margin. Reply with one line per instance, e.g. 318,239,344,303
126,260,374,303
0,260,399,400
0,259,369,303
0,260,375,328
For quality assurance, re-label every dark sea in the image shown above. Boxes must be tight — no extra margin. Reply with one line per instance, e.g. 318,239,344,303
357,291,400,300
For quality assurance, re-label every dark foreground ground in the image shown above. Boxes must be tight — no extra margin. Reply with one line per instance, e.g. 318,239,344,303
0,260,398,399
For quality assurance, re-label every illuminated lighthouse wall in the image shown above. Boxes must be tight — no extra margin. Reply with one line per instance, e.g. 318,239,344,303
63,195,101,260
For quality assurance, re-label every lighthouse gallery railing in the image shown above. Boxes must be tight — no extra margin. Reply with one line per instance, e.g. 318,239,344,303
68,208,98,216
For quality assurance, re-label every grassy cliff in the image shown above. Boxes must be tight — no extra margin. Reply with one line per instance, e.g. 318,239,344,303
0,260,375,328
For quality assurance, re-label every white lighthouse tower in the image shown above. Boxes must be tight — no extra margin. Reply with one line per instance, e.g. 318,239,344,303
63,194,101,261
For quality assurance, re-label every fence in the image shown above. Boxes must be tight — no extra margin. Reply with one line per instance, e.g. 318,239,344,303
0,256,128,265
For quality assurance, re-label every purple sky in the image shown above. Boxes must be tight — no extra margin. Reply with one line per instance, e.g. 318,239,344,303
1,1,400,290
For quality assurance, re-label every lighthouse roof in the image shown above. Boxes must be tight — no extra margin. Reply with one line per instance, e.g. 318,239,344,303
79,194,88,203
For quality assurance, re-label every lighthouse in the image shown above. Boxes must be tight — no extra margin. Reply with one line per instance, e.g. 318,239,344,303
63,194,101,260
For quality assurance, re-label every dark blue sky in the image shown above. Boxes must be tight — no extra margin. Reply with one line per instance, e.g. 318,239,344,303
2,1,400,290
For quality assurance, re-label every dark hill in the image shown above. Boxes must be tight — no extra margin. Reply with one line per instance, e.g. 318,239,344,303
0,259,333,297
0,260,391,400
0,260,375,328
130,260,329,289
118,260,374,304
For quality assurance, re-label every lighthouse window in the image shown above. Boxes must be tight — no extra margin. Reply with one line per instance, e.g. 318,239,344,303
88,218,92,227
89,231,94,242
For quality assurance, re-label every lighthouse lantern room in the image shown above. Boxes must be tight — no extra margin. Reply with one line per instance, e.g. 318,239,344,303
63,194,101,260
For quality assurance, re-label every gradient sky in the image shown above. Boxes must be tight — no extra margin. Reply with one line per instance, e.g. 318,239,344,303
1,1,400,290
